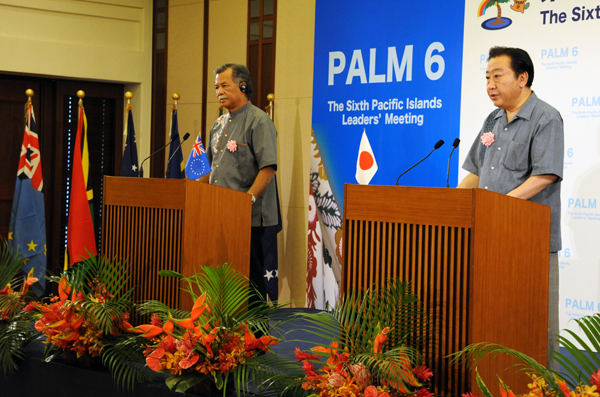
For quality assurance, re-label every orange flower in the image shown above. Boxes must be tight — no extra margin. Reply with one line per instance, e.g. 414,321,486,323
146,347,165,371
416,388,434,397
58,276,71,302
243,325,279,354
364,385,379,397
20,268,38,296
556,378,571,397
202,327,219,359
191,292,210,320
295,347,321,362
179,353,199,369
130,324,164,339
591,370,600,390
413,365,433,382
170,316,195,330
373,327,389,353
499,379,516,397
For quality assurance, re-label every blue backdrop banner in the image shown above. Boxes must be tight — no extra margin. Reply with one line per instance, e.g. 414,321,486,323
312,1,466,210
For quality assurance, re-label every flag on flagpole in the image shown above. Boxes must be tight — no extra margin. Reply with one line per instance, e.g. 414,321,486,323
67,98,97,266
355,129,378,185
8,99,46,296
120,108,139,177
166,107,185,179
185,135,211,180
81,110,95,226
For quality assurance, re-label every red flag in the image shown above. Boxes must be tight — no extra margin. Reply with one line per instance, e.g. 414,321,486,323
67,100,97,266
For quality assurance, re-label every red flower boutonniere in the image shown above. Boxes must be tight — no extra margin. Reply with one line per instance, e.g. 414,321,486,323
227,140,237,152
481,132,495,147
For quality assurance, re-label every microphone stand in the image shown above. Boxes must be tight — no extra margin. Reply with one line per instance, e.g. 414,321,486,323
165,133,190,177
139,134,178,177
395,140,445,186
446,138,460,188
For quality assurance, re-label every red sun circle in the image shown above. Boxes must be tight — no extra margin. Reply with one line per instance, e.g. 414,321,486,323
359,151,374,170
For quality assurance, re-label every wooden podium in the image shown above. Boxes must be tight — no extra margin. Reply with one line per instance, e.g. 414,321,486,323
343,185,551,396
102,176,251,313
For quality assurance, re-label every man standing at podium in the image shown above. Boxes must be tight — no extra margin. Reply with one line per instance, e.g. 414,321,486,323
458,46,563,370
199,63,278,303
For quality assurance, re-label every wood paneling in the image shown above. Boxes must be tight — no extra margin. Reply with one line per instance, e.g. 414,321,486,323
103,177,251,318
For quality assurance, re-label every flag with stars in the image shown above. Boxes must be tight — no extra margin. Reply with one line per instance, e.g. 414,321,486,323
185,135,211,179
120,108,139,177
166,108,185,179
9,101,46,296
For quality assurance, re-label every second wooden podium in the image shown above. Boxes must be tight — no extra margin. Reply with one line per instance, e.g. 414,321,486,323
102,176,251,312
343,185,551,396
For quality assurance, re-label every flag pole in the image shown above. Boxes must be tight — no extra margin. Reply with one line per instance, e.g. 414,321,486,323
265,93,274,120
173,92,179,111
125,91,133,111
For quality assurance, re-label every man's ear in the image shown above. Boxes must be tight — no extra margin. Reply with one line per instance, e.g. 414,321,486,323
519,71,529,88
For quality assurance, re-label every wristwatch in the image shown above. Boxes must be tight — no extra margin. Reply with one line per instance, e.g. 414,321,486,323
249,192,255,203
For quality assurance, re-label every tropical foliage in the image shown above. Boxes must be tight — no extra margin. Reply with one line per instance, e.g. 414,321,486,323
28,254,134,360
0,239,40,376
132,263,289,395
453,312,600,397
289,279,434,397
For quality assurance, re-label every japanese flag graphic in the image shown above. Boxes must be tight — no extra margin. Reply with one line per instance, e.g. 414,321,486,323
355,129,378,185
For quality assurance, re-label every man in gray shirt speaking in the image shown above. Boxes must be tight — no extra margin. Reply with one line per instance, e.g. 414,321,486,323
199,63,278,303
458,46,563,369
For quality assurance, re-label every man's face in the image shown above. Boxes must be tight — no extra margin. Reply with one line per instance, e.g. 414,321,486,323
485,54,527,111
215,68,246,113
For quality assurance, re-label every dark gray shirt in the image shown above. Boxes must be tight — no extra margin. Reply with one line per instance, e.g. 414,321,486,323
206,101,278,227
462,92,564,252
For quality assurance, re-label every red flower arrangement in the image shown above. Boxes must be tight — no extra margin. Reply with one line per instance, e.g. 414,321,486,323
293,279,435,397
29,274,132,359
135,293,279,381
295,339,434,397
132,264,282,394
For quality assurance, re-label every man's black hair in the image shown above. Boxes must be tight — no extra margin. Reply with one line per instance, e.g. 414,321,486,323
489,46,534,88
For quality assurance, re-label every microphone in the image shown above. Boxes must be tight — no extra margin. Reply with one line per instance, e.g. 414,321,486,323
395,139,445,186
165,132,191,177
446,138,461,188
139,133,178,177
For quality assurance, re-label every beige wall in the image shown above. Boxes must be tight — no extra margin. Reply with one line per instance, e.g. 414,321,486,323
0,0,315,307
0,0,154,157
168,0,315,306
272,1,315,305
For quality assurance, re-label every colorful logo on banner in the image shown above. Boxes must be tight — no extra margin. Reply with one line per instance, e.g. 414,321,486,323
312,1,466,211
478,0,531,30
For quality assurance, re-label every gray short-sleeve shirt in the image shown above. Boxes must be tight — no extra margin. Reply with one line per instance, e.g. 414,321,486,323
206,101,278,227
462,92,564,252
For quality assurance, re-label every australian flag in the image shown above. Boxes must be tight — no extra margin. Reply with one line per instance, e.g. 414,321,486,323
166,108,185,179
185,135,211,179
120,108,139,177
9,103,46,296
